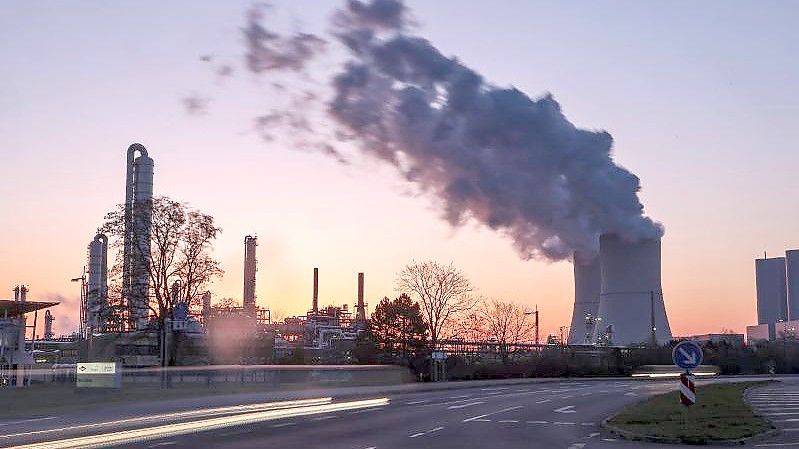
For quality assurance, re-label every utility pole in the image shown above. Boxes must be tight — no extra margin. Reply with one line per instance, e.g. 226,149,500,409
650,290,657,347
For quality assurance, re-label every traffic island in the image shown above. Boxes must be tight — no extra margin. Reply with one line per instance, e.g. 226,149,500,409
603,382,775,445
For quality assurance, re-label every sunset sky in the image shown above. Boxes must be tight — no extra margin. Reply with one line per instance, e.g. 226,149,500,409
2,1,799,339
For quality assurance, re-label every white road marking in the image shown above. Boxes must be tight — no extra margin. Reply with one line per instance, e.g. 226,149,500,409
485,392,504,395
463,405,522,422
536,399,551,404
527,420,548,424
430,426,444,433
409,432,425,438
0,417,58,427
473,418,491,422
588,432,600,438
554,405,576,413
409,426,445,438
480,387,508,391
349,408,384,414
624,392,637,396
448,401,486,410
448,395,471,399
406,400,427,405
568,443,586,449
561,395,575,399
498,420,519,423
554,421,576,425
602,438,618,442
581,422,596,426
755,443,799,447
312,415,338,421
270,422,296,428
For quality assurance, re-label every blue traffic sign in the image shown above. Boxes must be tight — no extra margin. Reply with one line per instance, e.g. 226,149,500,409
673,340,703,370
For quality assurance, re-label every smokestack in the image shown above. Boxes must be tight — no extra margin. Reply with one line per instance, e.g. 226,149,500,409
312,267,319,314
202,291,212,323
243,235,258,313
123,143,153,330
594,234,672,346
44,310,55,340
568,255,601,345
356,272,366,323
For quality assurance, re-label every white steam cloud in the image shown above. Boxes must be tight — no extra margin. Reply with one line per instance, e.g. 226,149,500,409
199,0,663,261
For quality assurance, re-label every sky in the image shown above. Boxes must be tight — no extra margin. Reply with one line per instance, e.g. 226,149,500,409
2,1,799,339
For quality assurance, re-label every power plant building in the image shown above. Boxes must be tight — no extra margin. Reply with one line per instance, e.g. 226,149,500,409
786,250,799,320
755,256,788,340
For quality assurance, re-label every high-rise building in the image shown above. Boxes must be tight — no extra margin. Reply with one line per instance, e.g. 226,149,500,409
755,256,788,340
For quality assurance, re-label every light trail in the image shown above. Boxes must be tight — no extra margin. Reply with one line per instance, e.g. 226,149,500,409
0,398,333,440
6,398,389,449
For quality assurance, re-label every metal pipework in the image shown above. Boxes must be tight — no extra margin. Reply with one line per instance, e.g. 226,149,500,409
87,233,108,333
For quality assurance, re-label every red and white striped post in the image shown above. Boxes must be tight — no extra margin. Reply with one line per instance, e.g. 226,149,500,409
680,372,696,406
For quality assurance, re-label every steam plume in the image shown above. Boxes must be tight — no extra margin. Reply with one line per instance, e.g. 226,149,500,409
235,0,663,260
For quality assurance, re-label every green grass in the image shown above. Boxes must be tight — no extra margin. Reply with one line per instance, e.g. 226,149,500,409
607,382,773,444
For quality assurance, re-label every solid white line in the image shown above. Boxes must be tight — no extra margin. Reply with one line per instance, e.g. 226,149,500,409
409,432,425,438
448,401,486,410
463,406,522,422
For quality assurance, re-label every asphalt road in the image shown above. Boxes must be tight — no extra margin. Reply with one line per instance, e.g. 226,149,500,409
2,377,798,449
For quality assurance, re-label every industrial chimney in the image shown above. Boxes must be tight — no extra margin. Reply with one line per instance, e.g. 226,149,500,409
202,291,212,324
355,272,366,324
123,143,153,330
567,254,601,345
312,268,319,314
594,234,672,346
44,310,55,340
87,233,108,333
243,235,258,313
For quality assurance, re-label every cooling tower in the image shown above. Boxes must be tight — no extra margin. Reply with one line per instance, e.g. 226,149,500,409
594,234,672,346
567,255,601,345
786,250,799,320
243,235,258,313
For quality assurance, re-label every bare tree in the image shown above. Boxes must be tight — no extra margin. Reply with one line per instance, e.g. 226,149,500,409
397,260,475,348
481,299,536,363
102,196,224,325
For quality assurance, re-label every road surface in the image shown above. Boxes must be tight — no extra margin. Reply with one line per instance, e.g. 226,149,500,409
1,377,797,449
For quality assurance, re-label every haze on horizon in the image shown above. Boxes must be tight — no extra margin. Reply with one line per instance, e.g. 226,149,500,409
2,0,799,339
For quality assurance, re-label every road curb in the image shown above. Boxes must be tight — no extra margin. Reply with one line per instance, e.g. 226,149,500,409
600,381,778,446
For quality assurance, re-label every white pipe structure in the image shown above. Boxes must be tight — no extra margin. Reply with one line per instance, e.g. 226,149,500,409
567,254,601,345
593,234,672,346
123,143,154,330
87,233,108,333
243,235,257,313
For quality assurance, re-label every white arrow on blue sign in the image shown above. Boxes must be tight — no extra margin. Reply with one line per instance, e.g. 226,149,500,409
672,340,703,370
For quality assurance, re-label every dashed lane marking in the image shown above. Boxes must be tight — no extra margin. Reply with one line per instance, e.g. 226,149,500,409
536,399,551,404
270,422,296,428
554,422,576,425
554,405,576,413
448,401,486,410
588,432,600,438
406,400,428,405
463,406,522,422
581,422,596,426
527,421,548,424
567,444,586,449
498,420,519,423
